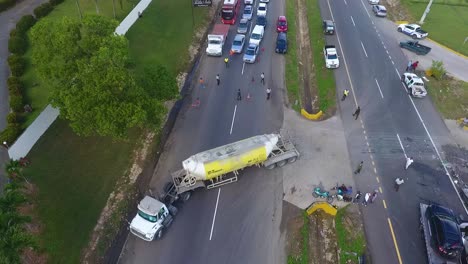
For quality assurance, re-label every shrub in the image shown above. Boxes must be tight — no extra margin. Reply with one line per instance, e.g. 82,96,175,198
49,0,64,6
33,2,53,19
7,76,23,95
0,0,15,12
430,60,447,80
7,112,17,124
16,15,37,35
8,54,26,77
0,123,21,145
9,28,18,38
7,76,21,88
9,95,23,113
8,36,27,54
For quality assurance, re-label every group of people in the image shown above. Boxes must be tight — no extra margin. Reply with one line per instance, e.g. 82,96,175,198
406,60,419,72
353,190,379,206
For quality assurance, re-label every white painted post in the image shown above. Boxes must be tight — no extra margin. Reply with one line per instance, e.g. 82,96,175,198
419,0,434,24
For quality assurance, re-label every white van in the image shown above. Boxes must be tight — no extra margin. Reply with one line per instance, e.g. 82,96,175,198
249,25,264,46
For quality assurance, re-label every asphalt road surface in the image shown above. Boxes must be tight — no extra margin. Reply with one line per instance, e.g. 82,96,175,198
322,0,467,263
118,0,290,263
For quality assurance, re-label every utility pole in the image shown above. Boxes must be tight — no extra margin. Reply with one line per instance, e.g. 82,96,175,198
75,0,83,20
419,0,434,24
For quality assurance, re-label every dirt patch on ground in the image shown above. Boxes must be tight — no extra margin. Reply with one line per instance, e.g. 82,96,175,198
295,0,318,113
382,0,415,22
309,211,339,264
443,145,468,182
336,205,368,264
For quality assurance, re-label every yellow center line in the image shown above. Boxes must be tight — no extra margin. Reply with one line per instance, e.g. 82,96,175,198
387,218,403,264
376,176,380,183
382,199,387,208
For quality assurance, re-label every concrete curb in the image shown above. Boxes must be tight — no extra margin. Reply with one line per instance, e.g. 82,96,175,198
306,201,337,216
425,37,468,59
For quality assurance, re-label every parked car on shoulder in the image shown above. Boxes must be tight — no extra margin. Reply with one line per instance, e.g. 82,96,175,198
275,32,287,54
323,45,339,69
397,23,428,39
276,16,287,32
368,0,379,4
242,5,253,20
372,5,387,17
231,34,245,54
401,72,427,98
322,20,335,35
238,18,250,34
256,15,267,28
243,43,259,63
249,25,264,45
257,3,267,17
399,40,431,55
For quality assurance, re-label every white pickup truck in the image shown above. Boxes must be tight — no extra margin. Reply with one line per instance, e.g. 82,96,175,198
323,45,339,69
401,72,427,98
206,24,230,56
397,24,428,39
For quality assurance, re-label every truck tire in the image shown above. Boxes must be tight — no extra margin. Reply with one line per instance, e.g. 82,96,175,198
265,163,276,170
276,160,287,167
155,228,164,240
181,191,192,202
287,157,297,163
397,27,402,32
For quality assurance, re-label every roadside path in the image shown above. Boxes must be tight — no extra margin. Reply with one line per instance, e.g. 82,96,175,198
0,0,48,193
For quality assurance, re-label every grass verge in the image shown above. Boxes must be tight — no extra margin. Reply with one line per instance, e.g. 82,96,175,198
24,120,139,264
305,0,336,115
336,206,366,264
285,0,301,112
287,212,310,264
399,0,468,56
426,76,468,119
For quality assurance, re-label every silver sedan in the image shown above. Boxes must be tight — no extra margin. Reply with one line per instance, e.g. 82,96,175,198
243,43,259,63
242,5,253,20
231,34,245,54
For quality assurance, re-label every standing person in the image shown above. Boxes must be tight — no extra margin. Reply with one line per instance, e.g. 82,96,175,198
370,190,378,203
363,192,370,206
411,61,419,71
237,89,242,101
394,177,404,191
354,161,364,174
216,74,220,86
260,72,265,85
353,191,362,203
341,89,349,101
199,77,205,89
406,60,412,71
352,106,361,120
266,88,271,100
224,57,229,68
405,157,414,170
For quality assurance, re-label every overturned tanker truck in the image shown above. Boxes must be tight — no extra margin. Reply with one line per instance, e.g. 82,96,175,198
129,133,299,241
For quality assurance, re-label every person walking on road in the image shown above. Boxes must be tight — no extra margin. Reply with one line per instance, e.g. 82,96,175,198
199,77,205,89
224,57,229,68
405,157,414,170
354,161,363,174
266,88,271,100
237,89,242,101
411,61,419,72
216,74,220,86
352,106,361,120
406,60,412,71
370,190,378,203
353,191,362,203
394,177,404,191
363,192,370,206
341,89,349,101
261,72,265,85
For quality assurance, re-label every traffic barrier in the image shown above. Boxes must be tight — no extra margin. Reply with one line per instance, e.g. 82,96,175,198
306,201,337,216
395,20,408,25
301,108,323,120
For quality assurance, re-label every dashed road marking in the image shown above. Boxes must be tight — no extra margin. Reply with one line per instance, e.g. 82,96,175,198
375,78,384,98
209,188,221,240
230,105,237,135
350,16,355,26
360,41,368,57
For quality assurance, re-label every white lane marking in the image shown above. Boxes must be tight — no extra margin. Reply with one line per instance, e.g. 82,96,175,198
396,134,407,158
391,60,395,65
360,0,371,18
375,78,384,98
209,188,221,240
242,62,246,75
344,0,347,5
230,105,237,135
395,68,400,76
350,16,355,26
386,50,389,54
360,41,368,57
326,0,357,106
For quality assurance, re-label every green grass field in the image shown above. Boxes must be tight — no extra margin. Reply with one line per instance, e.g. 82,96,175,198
306,0,336,114
427,77,468,119
400,0,468,56
25,120,139,263
336,206,366,264
285,0,301,112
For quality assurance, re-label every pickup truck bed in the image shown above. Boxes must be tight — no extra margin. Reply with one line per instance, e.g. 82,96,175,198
420,203,460,264
400,40,431,55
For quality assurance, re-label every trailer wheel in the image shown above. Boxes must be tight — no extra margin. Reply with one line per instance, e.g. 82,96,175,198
265,163,276,170
181,191,192,202
287,157,297,163
155,228,163,240
277,160,287,167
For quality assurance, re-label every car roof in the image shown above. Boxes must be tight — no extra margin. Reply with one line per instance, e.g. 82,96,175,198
245,5,252,9
240,18,248,23
259,3,266,7
278,16,286,21
252,25,263,32
324,20,334,25
430,204,457,219
437,218,463,245
234,34,245,40
376,5,386,10
247,43,258,49
277,32,287,39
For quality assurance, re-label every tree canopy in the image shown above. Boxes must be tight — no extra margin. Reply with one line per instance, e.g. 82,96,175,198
30,15,169,138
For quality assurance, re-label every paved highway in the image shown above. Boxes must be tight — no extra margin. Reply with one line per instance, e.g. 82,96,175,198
322,0,467,263
118,0,289,263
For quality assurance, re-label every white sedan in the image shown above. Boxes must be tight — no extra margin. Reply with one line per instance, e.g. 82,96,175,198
368,0,379,4
257,3,267,17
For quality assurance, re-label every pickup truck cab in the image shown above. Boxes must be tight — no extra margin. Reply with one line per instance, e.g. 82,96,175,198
401,72,427,98
397,24,428,39
399,40,431,55
323,45,339,68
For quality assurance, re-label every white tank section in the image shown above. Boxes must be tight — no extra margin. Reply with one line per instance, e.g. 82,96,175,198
182,134,279,180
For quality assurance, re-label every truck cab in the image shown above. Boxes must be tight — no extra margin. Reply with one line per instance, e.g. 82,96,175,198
130,196,174,241
401,72,427,98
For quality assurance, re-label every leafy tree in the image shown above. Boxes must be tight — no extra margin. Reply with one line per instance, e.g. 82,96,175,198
139,66,179,101
16,15,37,36
0,223,35,264
8,36,27,54
0,189,27,213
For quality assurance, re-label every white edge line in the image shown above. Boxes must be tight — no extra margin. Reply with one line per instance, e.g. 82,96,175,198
209,188,221,240
360,41,368,57
350,16,355,27
344,0,347,5
396,133,407,158
230,105,237,135
242,62,246,75
375,78,384,98
395,68,400,76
